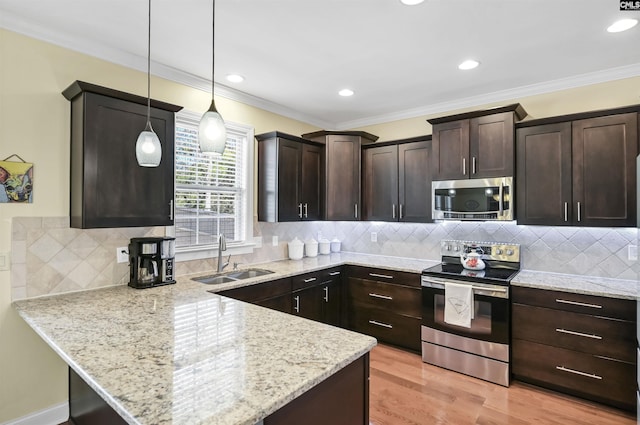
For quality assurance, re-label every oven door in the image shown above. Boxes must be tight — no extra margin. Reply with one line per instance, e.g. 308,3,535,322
421,276,509,345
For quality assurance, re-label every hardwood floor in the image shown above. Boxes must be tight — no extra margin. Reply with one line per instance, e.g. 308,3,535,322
369,344,636,425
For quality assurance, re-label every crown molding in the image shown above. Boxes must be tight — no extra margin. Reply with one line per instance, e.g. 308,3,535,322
2,11,639,131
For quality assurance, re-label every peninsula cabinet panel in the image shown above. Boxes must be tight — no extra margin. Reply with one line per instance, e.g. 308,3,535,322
63,81,181,228
256,132,324,222
516,112,638,227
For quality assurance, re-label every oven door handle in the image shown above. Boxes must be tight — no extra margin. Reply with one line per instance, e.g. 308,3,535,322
421,278,509,299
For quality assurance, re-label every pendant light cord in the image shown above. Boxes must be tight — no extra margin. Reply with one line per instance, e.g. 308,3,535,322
146,0,152,123
211,0,215,100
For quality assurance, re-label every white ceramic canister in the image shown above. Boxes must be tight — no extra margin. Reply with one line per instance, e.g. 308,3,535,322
330,238,341,253
288,237,304,260
305,238,319,257
318,238,331,255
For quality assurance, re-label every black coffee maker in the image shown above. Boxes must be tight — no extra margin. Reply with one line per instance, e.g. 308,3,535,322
129,237,176,288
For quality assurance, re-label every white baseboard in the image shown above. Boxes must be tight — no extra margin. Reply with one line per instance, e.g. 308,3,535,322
1,402,68,425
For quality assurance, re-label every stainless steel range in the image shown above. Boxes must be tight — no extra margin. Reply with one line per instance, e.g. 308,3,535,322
421,240,520,387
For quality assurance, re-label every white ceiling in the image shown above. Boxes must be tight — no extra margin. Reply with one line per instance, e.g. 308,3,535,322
1,0,639,129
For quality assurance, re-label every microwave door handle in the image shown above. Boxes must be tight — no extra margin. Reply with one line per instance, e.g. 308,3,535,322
498,182,504,217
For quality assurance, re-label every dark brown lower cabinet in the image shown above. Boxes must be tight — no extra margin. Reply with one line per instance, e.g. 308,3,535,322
265,353,369,425
217,277,292,314
512,286,636,411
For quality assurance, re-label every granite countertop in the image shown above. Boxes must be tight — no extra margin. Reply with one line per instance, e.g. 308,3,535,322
511,269,637,300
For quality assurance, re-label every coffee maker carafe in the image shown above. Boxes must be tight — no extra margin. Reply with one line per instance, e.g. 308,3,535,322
129,237,176,288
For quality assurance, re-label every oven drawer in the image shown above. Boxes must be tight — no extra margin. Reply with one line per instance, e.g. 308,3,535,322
512,339,636,411
512,286,635,321
348,306,421,352
512,303,636,362
347,278,421,318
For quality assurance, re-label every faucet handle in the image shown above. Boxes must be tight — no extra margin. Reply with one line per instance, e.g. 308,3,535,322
233,262,242,270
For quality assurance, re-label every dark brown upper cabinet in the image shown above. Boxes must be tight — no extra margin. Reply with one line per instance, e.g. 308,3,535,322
362,137,433,222
428,104,527,181
62,81,182,229
516,109,638,227
302,131,378,221
256,132,324,222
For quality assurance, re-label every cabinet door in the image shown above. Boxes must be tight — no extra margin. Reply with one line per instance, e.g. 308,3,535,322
469,112,515,178
277,139,302,221
432,120,469,180
292,286,323,322
362,145,398,221
301,144,323,220
572,113,638,227
320,280,342,327
326,135,361,220
516,123,572,225
73,93,175,228
398,140,432,222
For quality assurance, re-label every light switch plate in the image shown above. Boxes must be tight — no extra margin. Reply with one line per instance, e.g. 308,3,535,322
628,245,637,261
272,236,278,246
371,232,378,243
0,252,10,271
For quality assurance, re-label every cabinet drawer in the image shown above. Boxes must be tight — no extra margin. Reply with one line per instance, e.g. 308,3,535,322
513,304,636,362
512,286,635,320
218,278,291,303
513,339,636,410
256,294,292,314
318,266,343,282
347,278,421,318
348,306,421,352
347,266,420,288
291,272,322,291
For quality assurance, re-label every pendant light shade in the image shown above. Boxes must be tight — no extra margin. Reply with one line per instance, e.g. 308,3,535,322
136,0,162,167
199,0,227,154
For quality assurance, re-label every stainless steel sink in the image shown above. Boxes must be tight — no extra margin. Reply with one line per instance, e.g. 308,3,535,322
193,268,274,285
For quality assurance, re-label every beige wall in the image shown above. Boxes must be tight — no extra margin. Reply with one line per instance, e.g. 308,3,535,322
1,27,639,423
0,28,318,423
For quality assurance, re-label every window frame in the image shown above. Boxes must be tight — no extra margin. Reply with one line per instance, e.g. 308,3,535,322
168,110,256,262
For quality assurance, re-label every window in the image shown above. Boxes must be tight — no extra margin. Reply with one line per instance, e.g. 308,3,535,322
173,111,254,254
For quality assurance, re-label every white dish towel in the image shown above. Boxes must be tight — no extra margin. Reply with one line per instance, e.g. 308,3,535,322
444,282,473,328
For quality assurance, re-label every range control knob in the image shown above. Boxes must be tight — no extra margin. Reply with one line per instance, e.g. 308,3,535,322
453,246,460,252
506,249,514,256
495,248,503,255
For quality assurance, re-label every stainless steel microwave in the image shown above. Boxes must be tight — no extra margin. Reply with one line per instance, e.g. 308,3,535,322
432,177,513,221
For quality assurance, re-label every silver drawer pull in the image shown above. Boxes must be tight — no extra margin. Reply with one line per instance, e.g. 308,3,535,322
328,271,341,276
369,293,393,300
369,273,393,280
556,366,602,380
303,277,317,283
555,299,602,309
369,320,393,329
555,328,602,340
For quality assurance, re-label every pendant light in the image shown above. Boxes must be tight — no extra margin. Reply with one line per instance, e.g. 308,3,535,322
198,0,227,154
136,0,162,167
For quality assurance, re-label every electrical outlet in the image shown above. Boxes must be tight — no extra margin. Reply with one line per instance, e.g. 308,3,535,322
0,252,10,271
272,236,279,246
116,247,129,263
628,245,637,261
371,232,378,243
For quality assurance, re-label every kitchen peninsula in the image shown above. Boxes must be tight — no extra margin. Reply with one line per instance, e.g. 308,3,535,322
13,265,377,425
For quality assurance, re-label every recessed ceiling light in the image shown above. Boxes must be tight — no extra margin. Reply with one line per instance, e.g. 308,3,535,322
400,0,425,5
607,18,638,33
226,74,244,83
338,89,354,97
458,59,480,70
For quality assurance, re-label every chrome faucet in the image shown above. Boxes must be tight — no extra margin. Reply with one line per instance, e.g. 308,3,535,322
217,234,230,273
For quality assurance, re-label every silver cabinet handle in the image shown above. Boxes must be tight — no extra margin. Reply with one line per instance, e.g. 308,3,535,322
556,366,602,380
354,203,358,219
399,204,403,219
472,157,476,175
328,271,341,276
369,293,393,300
369,273,393,280
556,328,602,340
462,157,466,175
303,277,317,283
169,200,174,220
498,181,504,217
564,202,568,222
555,299,602,309
577,201,581,222
294,295,300,313
369,320,393,329
392,204,396,219
298,203,303,218
323,286,329,302
304,203,308,218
